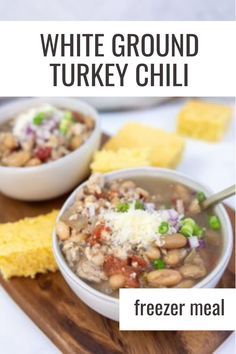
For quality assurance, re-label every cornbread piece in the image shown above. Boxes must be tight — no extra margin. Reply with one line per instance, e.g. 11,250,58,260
90,148,151,173
177,100,232,142
0,210,58,279
104,123,185,168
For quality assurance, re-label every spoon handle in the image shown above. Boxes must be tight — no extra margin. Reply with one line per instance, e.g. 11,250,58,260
202,185,236,209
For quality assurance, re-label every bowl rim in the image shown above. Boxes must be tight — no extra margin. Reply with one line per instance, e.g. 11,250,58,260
0,97,100,173
52,167,233,305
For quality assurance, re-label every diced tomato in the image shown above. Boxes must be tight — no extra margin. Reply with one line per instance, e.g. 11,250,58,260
94,191,106,199
108,191,118,199
103,256,127,276
129,255,148,269
88,224,110,246
94,224,105,239
123,267,140,288
103,256,141,288
35,146,52,162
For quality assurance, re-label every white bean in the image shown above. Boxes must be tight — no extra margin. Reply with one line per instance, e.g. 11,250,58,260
164,249,186,266
109,274,126,290
145,247,161,260
3,133,18,150
2,151,31,167
174,279,195,288
69,136,82,150
25,158,42,167
179,264,207,279
161,234,187,249
147,269,182,287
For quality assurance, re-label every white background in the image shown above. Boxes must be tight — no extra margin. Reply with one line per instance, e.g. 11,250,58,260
0,97,235,353
0,22,235,96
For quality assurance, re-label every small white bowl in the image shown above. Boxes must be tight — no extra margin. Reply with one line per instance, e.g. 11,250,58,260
53,167,233,321
0,98,101,201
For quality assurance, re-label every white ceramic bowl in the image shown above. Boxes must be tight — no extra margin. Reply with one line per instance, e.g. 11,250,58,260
53,167,233,321
0,98,101,201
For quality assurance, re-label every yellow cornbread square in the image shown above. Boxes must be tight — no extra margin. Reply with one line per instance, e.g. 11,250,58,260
177,100,232,142
90,148,152,173
0,210,58,279
104,123,185,168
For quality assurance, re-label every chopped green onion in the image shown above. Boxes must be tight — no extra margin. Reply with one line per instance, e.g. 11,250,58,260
181,218,196,227
180,218,203,238
135,200,145,210
158,221,169,234
116,203,129,213
196,191,206,203
59,120,70,135
59,111,74,134
193,224,204,238
180,224,194,237
63,111,73,121
208,215,221,230
33,112,46,125
152,259,165,270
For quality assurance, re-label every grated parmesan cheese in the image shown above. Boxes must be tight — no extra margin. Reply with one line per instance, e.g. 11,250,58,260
13,104,55,138
103,207,179,249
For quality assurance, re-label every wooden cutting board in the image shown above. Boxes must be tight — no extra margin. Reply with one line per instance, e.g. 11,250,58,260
0,136,235,354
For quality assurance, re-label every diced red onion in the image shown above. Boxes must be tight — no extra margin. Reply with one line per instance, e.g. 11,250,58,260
166,209,180,228
188,236,199,249
169,217,178,224
167,209,179,219
26,126,33,135
198,239,206,249
43,118,57,131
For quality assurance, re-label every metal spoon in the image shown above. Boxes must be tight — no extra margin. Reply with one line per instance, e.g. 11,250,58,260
202,185,236,210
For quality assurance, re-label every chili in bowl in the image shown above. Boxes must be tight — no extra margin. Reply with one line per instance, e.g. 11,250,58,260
0,98,101,200
53,168,233,321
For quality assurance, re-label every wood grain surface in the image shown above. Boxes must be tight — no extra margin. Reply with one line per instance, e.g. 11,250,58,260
0,142,235,354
